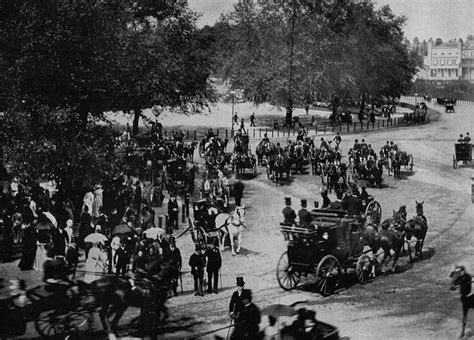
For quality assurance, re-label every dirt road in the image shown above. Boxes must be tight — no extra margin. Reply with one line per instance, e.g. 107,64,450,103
164,101,474,339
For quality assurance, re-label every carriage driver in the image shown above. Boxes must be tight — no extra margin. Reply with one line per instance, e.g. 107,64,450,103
282,197,296,226
464,132,471,143
261,133,270,145
298,199,313,228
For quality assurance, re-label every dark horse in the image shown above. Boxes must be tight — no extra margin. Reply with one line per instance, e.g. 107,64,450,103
363,216,405,273
450,265,474,338
404,201,428,261
88,259,175,338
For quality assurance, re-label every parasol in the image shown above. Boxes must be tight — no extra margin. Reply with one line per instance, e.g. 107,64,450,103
35,221,53,231
42,212,57,228
84,232,108,244
143,227,166,240
261,304,298,318
112,223,132,235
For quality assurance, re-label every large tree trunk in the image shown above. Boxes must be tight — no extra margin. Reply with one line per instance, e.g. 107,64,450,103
133,108,141,136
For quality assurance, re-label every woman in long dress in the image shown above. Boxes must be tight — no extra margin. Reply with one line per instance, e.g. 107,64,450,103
33,230,51,271
83,243,108,283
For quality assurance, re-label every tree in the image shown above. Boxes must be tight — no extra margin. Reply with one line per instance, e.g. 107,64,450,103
435,38,443,46
211,0,420,123
0,0,125,124
112,1,216,135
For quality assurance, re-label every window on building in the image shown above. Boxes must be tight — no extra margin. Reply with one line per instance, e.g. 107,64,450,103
431,69,437,77
455,69,458,77
440,59,445,65
447,60,451,65
433,59,438,65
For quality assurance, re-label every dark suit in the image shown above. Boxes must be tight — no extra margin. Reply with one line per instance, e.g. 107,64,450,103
168,199,179,231
204,247,221,292
114,247,128,276
229,290,244,315
233,182,244,206
282,206,296,225
298,208,312,227
189,252,206,294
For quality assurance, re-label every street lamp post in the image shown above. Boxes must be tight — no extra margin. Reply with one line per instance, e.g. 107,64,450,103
230,90,236,137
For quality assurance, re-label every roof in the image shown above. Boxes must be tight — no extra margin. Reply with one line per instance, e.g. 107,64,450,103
433,40,460,49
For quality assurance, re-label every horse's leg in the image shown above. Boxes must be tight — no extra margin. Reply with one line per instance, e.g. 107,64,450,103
229,230,236,256
99,302,113,334
110,304,127,335
460,306,468,338
236,228,242,254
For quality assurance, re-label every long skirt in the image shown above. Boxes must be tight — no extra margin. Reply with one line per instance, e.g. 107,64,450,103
33,244,47,271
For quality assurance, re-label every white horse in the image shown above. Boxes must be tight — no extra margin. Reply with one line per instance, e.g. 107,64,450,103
215,206,246,255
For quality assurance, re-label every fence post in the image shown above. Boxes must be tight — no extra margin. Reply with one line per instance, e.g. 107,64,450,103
353,123,356,132
377,120,380,129
347,123,349,132
315,126,317,134
360,122,363,130
217,129,219,137
259,129,261,138
253,129,255,138
277,130,280,137
265,128,267,137
323,125,326,134
186,130,189,139
226,129,228,139
272,129,274,137
194,130,197,139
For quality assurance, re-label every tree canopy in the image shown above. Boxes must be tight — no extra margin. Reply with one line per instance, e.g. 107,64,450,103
209,0,422,123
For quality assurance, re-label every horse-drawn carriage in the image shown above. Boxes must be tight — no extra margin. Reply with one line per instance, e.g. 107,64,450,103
232,153,257,179
165,158,188,193
453,143,472,168
276,209,376,296
445,101,455,113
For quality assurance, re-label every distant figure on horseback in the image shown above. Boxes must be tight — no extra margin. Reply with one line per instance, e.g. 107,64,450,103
333,132,341,147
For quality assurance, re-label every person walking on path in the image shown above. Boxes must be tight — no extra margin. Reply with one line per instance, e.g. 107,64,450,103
233,180,244,207
189,246,206,296
250,113,256,127
167,195,179,232
204,239,222,294
233,113,239,126
229,276,245,319
231,289,261,340
240,118,246,134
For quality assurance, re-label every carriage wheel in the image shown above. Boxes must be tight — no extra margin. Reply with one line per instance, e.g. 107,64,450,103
453,154,457,169
356,255,373,284
365,201,382,225
315,255,341,296
35,305,89,338
276,251,301,291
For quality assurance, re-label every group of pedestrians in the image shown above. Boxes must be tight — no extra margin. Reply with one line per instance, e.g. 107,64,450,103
189,239,222,296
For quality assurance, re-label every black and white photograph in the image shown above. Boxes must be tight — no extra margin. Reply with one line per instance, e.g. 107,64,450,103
1,0,473,339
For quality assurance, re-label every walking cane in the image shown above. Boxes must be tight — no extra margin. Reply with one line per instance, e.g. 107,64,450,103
226,306,235,340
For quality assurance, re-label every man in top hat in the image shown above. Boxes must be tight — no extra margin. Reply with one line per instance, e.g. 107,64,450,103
231,289,261,340
282,197,296,226
189,246,206,296
165,236,182,296
233,180,244,207
167,194,179,231
229,276,245,319
342,189,363,215
204,239,222,294
298,199,312,228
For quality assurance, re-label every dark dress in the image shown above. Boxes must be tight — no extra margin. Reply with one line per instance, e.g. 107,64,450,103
19,226,37,270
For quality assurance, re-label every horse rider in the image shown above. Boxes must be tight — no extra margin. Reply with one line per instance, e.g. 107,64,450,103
261,134,270,145
281,197,296,226
383,141,391,156
320,137,329,151
367,144,377,159
276,142,284,155
333,132,342,147
360,139,368,151
298,199,312,228
353,139,361,152
296,130,304,142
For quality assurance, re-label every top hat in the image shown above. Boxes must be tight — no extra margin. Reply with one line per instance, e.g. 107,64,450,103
285,197,291,205
236,277,245,286
301,199,307,207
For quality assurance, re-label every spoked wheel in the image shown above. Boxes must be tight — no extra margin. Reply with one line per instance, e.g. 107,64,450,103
35,306,89,338
276,251,301,291
356,255,373,284
315,255,341,297
366,201,382,225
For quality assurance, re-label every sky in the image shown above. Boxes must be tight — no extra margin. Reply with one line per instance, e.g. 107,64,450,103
188,0,474,42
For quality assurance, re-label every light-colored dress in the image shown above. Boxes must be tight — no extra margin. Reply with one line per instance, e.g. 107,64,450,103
33,242,48,271
83,247,108,283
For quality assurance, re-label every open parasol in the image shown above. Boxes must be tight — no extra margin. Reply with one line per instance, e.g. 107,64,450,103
143,227,166,240
35,221,53,231
42,212,57,228
84,232,108,244
112,223,132,235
